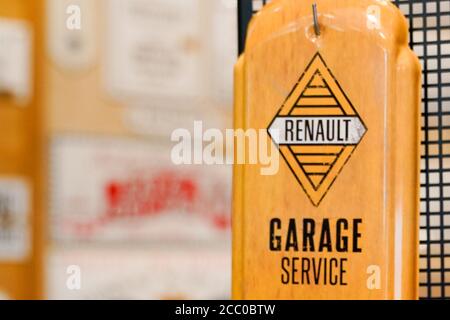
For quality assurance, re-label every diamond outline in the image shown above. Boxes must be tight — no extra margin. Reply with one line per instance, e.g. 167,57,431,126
267,52,368,206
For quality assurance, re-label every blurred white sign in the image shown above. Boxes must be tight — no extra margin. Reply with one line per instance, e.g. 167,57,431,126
46,0,97,71
0,19,32,104
208,0,237,106
48,247,231,299
50,136,231,243
103,0,204,104
0,178,30,261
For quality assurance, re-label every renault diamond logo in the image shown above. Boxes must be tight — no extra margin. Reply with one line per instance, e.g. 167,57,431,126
268,53,367,206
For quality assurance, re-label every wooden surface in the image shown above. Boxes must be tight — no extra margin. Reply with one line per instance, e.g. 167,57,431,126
0,0,44,299
233,0,421,300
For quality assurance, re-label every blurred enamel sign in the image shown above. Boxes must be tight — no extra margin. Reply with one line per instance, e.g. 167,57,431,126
48,247,230,299
0,178,30,261
50,136,231,242
0,19,32,104
104,0,203,102
208,0,237,105
46,0,97,71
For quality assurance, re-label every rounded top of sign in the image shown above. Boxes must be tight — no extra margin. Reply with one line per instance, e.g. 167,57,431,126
245,0,409,54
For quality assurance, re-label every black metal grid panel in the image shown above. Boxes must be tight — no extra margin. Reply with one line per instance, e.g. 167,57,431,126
237,0,450,300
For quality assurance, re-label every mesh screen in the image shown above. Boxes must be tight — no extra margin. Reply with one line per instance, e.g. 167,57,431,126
238,0,450,300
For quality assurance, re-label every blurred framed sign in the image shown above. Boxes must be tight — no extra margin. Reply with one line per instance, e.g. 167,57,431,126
48,247,231,299
103,0,204,103
0,18,32,104
46,0,97,71
50,136,231,243
0,178,30,261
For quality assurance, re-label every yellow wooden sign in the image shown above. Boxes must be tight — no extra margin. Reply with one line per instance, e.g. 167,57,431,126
233,0,421,300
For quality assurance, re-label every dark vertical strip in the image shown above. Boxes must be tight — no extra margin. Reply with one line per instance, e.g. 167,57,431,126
238,0,253,55
436,0,445,300
420,0,432,300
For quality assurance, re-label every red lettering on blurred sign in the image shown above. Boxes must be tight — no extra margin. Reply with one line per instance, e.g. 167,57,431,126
72,171,230,235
